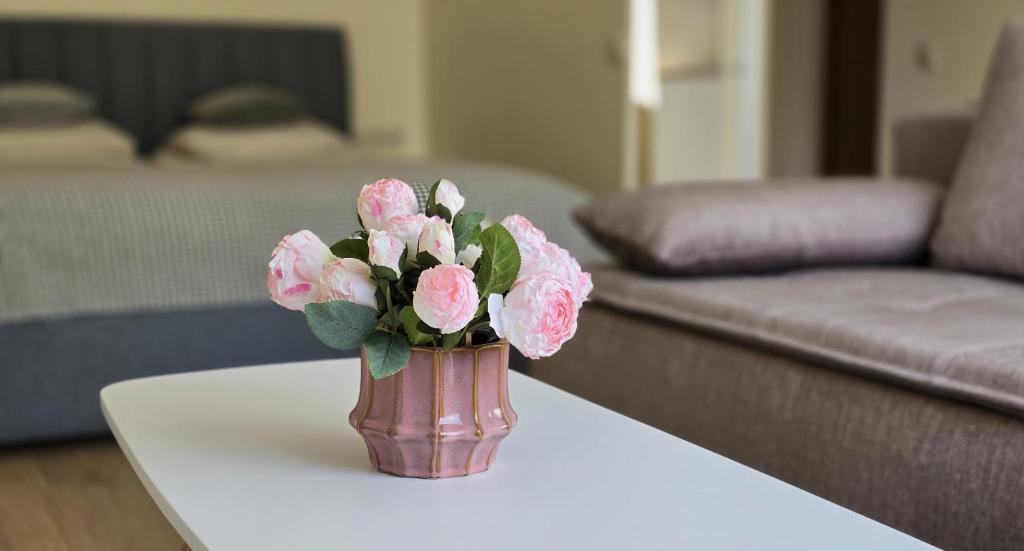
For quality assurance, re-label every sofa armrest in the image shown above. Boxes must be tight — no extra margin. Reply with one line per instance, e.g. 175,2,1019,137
574,178,944,275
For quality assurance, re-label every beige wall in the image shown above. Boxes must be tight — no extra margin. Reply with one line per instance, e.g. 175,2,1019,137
880,0,1024,173
652,76,723,182
653,0,722,183
765,0,823,177
653,0,776,183
0,0,428,159
425,0,629,195
659,0,720,76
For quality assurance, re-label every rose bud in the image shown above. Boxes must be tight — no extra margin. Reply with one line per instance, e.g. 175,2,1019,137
434,179,466,217
456,243,483,268
367,229,406,276
418,217,456,264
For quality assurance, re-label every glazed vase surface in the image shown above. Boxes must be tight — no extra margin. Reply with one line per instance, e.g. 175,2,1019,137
349,340,517,478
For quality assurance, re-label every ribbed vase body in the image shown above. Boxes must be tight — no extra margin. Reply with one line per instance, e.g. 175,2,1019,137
349,341,517,478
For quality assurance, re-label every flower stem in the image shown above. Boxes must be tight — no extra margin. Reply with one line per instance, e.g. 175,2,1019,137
379,280,398,331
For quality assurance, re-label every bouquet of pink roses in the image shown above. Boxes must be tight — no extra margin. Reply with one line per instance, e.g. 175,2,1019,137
268,178,592,379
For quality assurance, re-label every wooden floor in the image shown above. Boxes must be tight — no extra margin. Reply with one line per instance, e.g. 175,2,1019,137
0,438,181,550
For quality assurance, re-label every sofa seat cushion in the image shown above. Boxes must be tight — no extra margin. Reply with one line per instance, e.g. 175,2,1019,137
590,266,1024,418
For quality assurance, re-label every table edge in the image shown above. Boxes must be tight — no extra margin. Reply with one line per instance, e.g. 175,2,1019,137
101,389,206,551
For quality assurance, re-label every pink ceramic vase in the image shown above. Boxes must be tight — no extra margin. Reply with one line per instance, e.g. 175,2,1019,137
349,340,517,478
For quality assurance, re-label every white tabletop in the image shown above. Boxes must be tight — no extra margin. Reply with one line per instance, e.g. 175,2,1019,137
101,359,933,551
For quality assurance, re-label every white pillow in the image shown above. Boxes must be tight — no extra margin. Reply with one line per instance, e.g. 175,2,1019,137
0,119,136,167
153,120,347,165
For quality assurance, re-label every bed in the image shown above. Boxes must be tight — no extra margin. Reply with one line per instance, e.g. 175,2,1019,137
0,18,603,445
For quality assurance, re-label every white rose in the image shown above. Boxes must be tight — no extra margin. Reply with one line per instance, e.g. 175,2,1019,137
457,243,483,268
318,258,378,309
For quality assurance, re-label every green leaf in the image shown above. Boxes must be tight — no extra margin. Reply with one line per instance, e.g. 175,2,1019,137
451,211,485,253
442,330,465,352
397,247,411,272
426,181,440,217
377,280,399,328
468,225,483,247
304,301,378,351
330,238,369,262
371,265,399,281
436,204,453,223
364,331,412,379
416,250,441,268
398,272,418,302
399,306,433,346
418,320,441,335
475,223,521,296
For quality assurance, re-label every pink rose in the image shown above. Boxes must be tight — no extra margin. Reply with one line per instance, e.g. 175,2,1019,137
487,272,579,359
357,178,419,230
418,217,456,264
499,212,548,266
501,214,548,259
501,214,591,305
519,242,592,306
318,258,378,309
267,230,333,311
383,213,432,253
413,264,479,334
434,179,465,216
367,229,405,275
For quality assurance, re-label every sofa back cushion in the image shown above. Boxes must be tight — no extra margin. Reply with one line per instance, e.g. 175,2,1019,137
892,113,973,185
574,179,941,276
931,20,1024,278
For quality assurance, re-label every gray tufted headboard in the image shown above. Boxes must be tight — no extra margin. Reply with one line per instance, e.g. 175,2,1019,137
0,17,350,153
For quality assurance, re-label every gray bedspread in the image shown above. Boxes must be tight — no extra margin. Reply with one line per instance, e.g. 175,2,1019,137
0,161,602,323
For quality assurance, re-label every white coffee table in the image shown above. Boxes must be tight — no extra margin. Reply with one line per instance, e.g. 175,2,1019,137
101,359,934,551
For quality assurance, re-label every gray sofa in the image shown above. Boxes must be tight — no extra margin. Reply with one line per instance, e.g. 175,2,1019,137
533,21,1024,551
